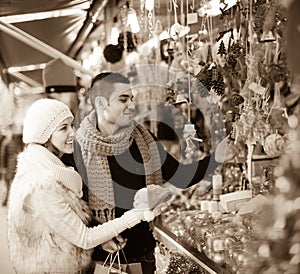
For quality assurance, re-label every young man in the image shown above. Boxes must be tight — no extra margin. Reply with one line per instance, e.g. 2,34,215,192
74,72,230,274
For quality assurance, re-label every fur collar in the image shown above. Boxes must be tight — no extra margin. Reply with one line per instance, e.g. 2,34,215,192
24,144,83,198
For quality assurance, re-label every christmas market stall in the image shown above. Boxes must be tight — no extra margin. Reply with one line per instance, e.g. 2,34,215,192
0,0,300,273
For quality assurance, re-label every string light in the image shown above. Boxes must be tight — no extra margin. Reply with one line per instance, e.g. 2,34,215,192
127,6,141,33
110,26,119,44
145,0,154,11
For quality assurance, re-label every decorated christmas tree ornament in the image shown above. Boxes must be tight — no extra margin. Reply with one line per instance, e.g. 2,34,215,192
217,40,227,56
263,133,285,157
170,22,190,40
260,0,277,42
231,93,245,106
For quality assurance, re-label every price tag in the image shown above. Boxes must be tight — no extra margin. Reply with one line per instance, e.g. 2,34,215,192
249,82,266,95
187,13,198,24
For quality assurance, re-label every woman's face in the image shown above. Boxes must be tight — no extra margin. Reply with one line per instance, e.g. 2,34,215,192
49,117,74,156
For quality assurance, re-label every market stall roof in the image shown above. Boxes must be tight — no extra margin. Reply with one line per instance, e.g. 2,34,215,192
0,0,235,89
0,0,107,87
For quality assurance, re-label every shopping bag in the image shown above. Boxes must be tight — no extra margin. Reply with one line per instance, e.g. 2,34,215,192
94,247,143,274
118,248,142,274
94,264,127,274
94,251,128,274
124,263,142,274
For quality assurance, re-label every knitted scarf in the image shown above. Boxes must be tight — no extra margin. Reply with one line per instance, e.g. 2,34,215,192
76,110,164,223
27,143,83,198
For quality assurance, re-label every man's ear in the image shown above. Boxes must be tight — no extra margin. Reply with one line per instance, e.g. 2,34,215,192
95,96,108,109
95,96,108,118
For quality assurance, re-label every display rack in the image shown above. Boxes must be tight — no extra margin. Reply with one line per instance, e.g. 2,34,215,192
153,220,230,274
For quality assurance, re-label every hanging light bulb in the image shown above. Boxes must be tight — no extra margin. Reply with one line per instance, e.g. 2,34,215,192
127,7,140,33
145,0,154,11
111,26,119,45
110,16,120,45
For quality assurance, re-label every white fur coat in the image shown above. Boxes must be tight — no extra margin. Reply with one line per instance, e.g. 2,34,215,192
7,148,93,274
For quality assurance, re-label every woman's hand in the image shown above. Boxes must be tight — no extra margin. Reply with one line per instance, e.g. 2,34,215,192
101,235,127,253
133,185,173,210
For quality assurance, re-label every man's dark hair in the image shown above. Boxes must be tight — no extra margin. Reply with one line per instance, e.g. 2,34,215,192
88,72,131,108
91,72,130,87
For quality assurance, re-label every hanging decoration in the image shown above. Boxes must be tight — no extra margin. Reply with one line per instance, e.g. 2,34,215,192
195,64,225,97
103,44,124,64
181,0,207,161
263,132,286,157
170,0,190,40
260,0,277,42
217,40,226,57
197,0,238,17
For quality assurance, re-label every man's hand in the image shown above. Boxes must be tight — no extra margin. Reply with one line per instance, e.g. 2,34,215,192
101,235,127,253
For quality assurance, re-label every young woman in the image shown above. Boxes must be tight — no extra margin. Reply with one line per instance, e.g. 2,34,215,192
7,98,154,274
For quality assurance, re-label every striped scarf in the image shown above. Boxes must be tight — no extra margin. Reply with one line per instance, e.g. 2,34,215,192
76,110,164,223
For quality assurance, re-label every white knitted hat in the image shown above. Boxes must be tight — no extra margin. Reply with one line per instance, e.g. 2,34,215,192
23,98,73,144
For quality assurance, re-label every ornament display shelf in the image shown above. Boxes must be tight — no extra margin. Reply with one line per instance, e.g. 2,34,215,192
226,153,279,164
251,154,279,161
153,217,230,274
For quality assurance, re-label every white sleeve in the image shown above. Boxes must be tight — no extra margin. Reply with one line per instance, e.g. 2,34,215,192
162,182,183,195
36,189,143,250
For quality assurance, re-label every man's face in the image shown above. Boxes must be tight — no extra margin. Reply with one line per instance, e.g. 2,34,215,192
102,82,135,128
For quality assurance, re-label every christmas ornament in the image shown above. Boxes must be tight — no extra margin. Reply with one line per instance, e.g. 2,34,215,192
263,133,285,157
